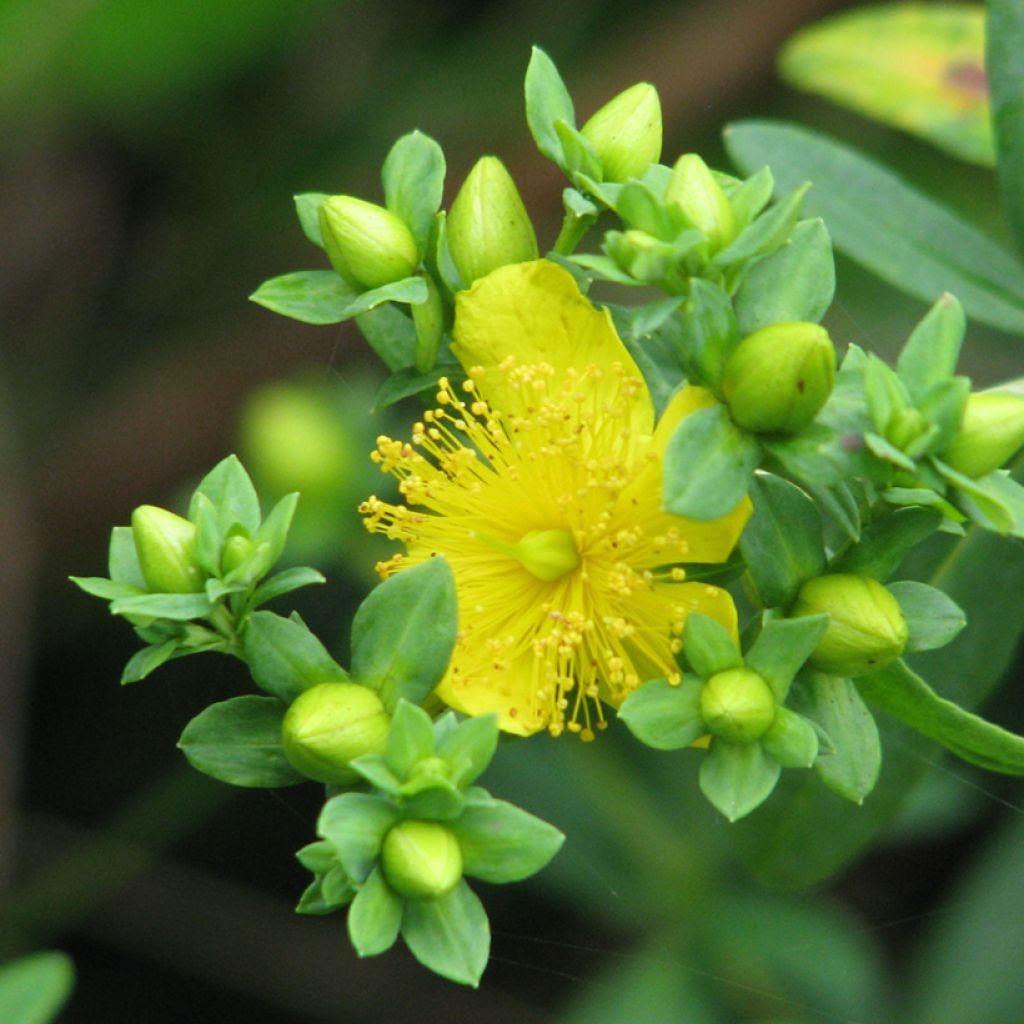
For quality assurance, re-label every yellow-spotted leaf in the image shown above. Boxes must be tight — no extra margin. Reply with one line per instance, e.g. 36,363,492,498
780,3,992,166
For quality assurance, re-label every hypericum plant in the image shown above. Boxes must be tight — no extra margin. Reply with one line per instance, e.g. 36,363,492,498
76,46,1024,986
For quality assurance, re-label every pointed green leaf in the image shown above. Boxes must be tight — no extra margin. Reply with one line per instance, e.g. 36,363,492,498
400,880,490,987
745,614,829,701
435,713,499,789
348,753,401,794
663,405,760,520
121,639,181,684
791,674,881,804
108,525,145,587
384,700,436,779
347,866,404,957
0,951,74,1024
372,365,454,412
734,218,835,334
294,192,329,249
699,741,782,821
68,576,144,602
382,130,445,254
887,580,966,653
989,0,1024,255
243,610,347,703
251,491,298,569
249,566,326,609
683,613,742,679
830,507,942,581
450,798,564,883
896,293,966,402
712,182,808,270
676,278,739,388
351,557,457,710
318,792,399,883
190,454,261,534
524,46,575,165
739,472,826,608
618,676,706,750
249,270,357,325
355,300,418,372
762,706,819,768
178,695,303,788
109,593,213,620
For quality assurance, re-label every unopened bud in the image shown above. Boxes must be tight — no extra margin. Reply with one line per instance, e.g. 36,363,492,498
319,196,419,290
792,574,908,677
941,391,1024,478
721,322,836,434
666,154,737,253
381,820,463,899
446,156,538,286
221,533,253,575
131,505,204,594
580,82,662,183
700,667,776,743
886,407,931,452
282,682,390,785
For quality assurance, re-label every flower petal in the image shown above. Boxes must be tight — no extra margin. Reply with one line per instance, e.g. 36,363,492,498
452,260,654,434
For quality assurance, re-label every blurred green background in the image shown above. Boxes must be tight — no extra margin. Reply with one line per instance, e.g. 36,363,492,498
3,0,1024,1021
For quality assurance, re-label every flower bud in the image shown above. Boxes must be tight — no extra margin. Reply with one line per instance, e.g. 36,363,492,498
580,82,662,183
941,391,1024,478
721,322,836,434
792,574,908,677
446,156,538,286
885,407,931,452
666,154,737,253
131,505,204,594
221,533,253,575
381,820,463,900
319,196,419,290
699,667,776,743
282,682,390,785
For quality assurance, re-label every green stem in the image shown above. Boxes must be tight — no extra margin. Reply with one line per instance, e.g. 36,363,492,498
552,211,595,256
207,603,242,656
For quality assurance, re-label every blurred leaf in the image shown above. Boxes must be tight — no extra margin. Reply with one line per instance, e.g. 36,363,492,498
724,120,1024,335
987,0,1024,254
904,813,1024,1024
177,695,304,788
0,951,74,1024
780,4,992,165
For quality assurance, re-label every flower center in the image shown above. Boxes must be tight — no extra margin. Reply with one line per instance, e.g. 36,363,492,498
514,528,580,582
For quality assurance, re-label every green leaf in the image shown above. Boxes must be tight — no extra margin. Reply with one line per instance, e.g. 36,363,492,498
435,713,499,789
294,191,329,249
0,951,74,1024
745,614,829,701
348,754,401,794
177,695,303,788
724,120,1024,335
109,592,213,620
936,460,1016,533
988,0,1024,255
711,182,808,271
734,218,835,334
120,639,181,684
400,880,490,987
249,566,326,609
739,473,826,609
683,613,742,679
384,700,436,779
249,270,357,325
886,580,966,653
780,4,991,165
676,278,739,389
191,493,224,577
318,792,400,883
618,677,706,750
400,776,466,822
108,525,145,587
350,557,457,710
250,492,298,571
859,659,1024,775
450,798,564,883
191,454,261,534
347,866,404,957
554,120,603,181
663,405,760,520
68,575,144,601
727,165,774,228
699,741,782,821
243,610,348,703
791,674,881,804
762,706,819,768
371,364,455,412
830,507,942,581
382,130,445,254
524,46,575,165
355,300,418,372
433,210,466,296
896,293,965,402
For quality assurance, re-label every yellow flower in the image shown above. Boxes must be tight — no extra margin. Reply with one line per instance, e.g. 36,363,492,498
361,261,750,739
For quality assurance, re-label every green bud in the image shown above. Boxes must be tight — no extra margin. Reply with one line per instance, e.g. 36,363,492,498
446,156,538,286
666,154,737,253
131,505,204,594
941,391,1024,478
721,322,836,434
318,196,419,290
699,667,776,743
381,820,463,900
221,533,253,575
282,682,390,785
886,406,931,452
580,82,662,183
792,574,908,677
